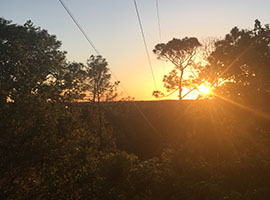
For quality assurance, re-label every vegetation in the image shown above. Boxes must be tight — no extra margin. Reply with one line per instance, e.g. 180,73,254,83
198,19,270,105
153,37,201,100
85,55,119,103
1,18,270,200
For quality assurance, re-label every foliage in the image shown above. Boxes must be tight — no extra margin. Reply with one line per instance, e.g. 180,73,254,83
1,17,270,200
104,99,270,200
153,37,201,100
0,18,114,199
199,20,270,105
84,55,119,103
0,18,86,105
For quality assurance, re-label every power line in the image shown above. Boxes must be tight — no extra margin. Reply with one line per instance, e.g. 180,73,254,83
58,0,122,90
58,0,100,55
133,0,158,90
155,0,165,75
57,0,159,135
155,0,162,42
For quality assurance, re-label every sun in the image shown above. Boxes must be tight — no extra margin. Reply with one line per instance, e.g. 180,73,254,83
197,83,212,95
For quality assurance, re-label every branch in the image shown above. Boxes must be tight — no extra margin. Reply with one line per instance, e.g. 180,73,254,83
164,54,181,68
153,88,178,99
162,88,179,98
181,87,196,99
183,51,196,70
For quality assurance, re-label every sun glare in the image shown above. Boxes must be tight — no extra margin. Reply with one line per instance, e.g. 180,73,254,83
198,83,212,95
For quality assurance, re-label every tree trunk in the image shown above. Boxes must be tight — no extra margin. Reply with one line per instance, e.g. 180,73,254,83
179,69,184,100
97,94,103,138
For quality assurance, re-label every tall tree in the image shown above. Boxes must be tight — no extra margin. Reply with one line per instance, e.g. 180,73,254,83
84,55,119,139
85,55,119,103
153,37,201,100
199,20,270,105
0,18,101,198
0,18,85,105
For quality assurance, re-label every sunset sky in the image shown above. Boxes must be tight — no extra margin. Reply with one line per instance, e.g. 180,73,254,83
1,0,270,100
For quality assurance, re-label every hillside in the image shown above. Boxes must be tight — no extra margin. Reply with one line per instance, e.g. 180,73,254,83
79,99,270,159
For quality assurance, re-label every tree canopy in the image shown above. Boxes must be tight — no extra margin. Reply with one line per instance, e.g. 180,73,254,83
85,55,119,102
0,18,86,105
153,37,201,100
199,20,270,105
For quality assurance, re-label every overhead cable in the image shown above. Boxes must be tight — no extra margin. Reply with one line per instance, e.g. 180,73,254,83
58,0,160,135
133,0,158,90
58,0,100,55
155,0,162,42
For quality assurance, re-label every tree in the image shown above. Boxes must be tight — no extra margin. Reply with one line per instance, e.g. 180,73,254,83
0,18,103,199
85,55,119,103
0,18,86,105
199,20,270,105
82,55,120,140
153,37,201,100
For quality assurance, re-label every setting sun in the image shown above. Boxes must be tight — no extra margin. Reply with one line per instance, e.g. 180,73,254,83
197,83,212,95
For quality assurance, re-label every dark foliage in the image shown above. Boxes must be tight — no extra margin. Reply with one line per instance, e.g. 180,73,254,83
200,20,270,106
1,18,270,200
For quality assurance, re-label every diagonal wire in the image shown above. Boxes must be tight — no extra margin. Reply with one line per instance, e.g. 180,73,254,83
58,0,160,135
58,0,100,55
107,70,159,135
155,0,165,75
133,0,158,90
155,0,162,42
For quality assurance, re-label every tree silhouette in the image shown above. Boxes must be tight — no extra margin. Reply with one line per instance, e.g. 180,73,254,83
199,20,270,105
0,18,86,104
85,55,119,103
84,55,120,139
153,37,201,100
